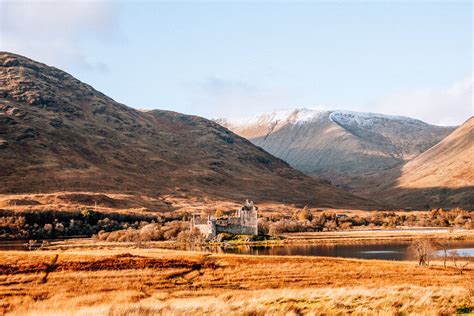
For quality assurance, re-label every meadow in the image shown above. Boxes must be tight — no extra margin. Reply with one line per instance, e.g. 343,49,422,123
1,242,473,315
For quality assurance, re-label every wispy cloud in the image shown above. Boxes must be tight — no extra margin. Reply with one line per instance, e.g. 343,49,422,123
200,76,260,97
0,0,122,73
364,74,473,126
188,76,292,118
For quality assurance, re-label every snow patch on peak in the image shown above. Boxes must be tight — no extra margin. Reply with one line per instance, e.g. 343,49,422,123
329,110,426,128
220,108,328,128
292,108,327,125
258,108,325,125
217,108,436,131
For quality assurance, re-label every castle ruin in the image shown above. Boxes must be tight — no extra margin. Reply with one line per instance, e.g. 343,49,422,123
190,200,258,239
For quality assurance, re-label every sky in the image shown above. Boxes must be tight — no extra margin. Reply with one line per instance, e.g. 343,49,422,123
1,1,472,126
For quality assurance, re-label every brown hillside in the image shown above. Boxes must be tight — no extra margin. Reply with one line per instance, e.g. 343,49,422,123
381,117,474,209
0,52,373,209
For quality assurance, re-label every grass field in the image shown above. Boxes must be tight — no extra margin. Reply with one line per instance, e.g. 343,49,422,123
1,243,473,315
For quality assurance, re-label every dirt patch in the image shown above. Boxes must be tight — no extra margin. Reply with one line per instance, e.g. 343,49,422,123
56,193,124,208
4,198,41,206
0,255,219,275
0,262,50,275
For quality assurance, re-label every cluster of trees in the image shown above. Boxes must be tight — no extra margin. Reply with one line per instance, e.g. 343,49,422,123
0,209,176,240
94,221,203,243
0,207,208,243
257,208,473,236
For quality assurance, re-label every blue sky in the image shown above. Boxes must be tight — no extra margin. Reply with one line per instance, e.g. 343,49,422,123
1,1,472,125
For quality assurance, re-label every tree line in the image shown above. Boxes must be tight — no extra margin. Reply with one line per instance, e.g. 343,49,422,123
257,208,473,236
0,207,472,241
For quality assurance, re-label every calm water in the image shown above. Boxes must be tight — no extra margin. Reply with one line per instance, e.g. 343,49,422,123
207,241,474,261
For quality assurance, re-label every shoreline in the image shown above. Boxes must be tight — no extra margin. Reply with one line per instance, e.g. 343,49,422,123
2,228,472,254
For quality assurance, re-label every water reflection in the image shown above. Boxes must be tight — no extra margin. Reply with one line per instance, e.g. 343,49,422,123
0,240,31,250
202,241,474,261
1,239,473,261
0,238,74,251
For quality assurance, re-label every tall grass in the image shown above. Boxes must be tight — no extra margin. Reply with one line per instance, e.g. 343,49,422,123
1,247,472,315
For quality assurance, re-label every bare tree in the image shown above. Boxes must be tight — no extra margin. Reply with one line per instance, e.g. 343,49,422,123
449,250,472,275
411,238,434,266
433,240,449,268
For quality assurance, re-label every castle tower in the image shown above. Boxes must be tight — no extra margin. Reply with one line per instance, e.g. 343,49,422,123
239,200,258,235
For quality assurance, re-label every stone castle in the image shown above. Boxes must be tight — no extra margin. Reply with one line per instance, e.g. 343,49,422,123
191,200,258,238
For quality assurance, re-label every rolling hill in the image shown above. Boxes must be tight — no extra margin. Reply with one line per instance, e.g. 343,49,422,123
0,52,373,209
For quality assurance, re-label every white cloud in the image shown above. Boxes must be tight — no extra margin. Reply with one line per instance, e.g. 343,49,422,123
192,74,473,125
366,74,473,126
0,0,121,72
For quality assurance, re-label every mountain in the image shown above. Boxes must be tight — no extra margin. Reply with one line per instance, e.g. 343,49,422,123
218,109,454,193
0,52,374,209
380,117,474,209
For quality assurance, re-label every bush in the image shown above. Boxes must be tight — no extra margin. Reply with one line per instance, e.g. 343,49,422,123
177,228,204,244
93,221,189,242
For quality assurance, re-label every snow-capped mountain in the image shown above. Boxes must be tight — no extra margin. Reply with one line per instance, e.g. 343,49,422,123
217,108,455,195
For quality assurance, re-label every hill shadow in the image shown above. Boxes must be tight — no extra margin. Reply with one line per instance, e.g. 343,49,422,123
382,186,474,210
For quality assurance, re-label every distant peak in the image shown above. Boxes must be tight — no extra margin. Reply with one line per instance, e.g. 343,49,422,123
330,110,420,122
217,107,328,127
328,110,433,128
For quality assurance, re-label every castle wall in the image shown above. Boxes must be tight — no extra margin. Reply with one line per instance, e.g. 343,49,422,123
193,224,211,236
215,223,256,235
191,202,258,238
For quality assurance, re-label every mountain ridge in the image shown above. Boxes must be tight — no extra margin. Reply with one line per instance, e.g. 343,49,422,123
218,108,454,193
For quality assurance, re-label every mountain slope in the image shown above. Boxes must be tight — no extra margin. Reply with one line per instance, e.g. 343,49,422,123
380,117,474,208
0,52,372,208
219,109,454,192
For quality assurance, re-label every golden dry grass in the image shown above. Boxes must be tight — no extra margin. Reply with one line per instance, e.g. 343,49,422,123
0,246,472,315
